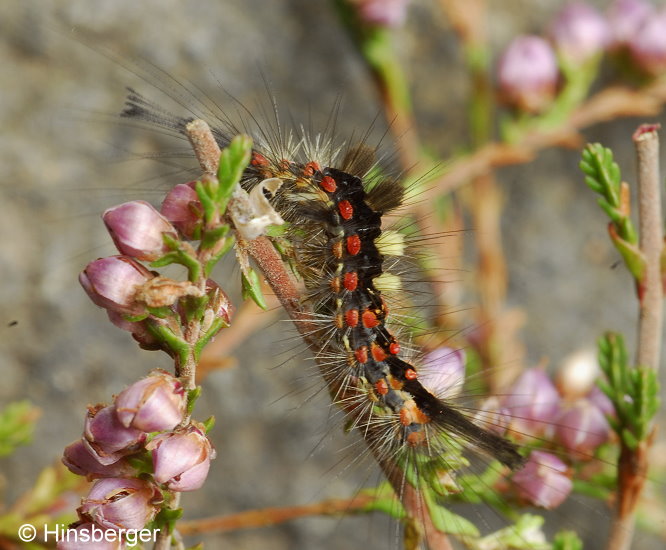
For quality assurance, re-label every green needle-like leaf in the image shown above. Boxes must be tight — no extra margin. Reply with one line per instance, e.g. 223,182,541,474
581,144,644,282
217,135,253,214
241,268,268,310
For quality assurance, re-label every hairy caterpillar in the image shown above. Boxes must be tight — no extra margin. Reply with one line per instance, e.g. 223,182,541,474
5,3,660,547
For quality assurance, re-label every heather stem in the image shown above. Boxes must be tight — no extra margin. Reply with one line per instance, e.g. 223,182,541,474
152,120,223,550
607,124,663,550
633,124,663,370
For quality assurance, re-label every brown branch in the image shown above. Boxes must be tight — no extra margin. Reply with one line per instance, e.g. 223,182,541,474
633,124,663,370
177,494,376,535
186,120,453,549
412,80,666,206
607,124,663,550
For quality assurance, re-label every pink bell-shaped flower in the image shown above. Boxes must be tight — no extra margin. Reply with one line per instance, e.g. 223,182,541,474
103,201,177,261
115,370,186,433
147,424,215,492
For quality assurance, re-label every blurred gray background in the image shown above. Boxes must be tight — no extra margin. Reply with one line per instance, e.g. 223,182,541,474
1,1,664,549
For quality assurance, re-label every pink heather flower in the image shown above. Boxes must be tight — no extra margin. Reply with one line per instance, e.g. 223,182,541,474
83,405,146,465
550,2,610,63
63,440,137,479
608,0,653,47
115,371,186,432
147,425,215,492
351,0,411,28
103,200,177,261
587,384,615,418
420,347,466,399
56,522,125,549
629,9,666,76
79,478,161,531
79,256,153,315
502,368,561,435
512,451,573,509
556,399,611,455
160,182,202,239
497,35,559,113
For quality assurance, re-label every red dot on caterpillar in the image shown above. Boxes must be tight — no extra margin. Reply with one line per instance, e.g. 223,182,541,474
303,161,321,177
406,430,426,447
345,309,359,328
343,272,358,292
405,368,418,380
354,346,368,364
338,199,354,220
346,235,361,255
319,175,337,193
362,309,380,329
375,379,389,396
251,152,269,167
370,343,387,362
389,342,400,355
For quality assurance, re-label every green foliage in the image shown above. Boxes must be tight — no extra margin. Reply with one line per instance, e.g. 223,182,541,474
580,144,644,281
150,506,183,539
151,233,202,281
471,515,549,550
597,333,660,450
186,387,202,415
0,401,40,457
552,530,583,550
241,268,268,310
217,135,253,214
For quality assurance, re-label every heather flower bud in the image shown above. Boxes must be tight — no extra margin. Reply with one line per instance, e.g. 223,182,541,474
420,347,466,399
502,368,561,435
83,405,145,465
550,2,610,63
512,451,573,509
115,371,186,432
79,256,154,315
103,201,177,261
160,182,202,239
497,36,559,113
56,522,125,549
79,478,161,531
556,399,611,455
201,279,234,332
629,9,666,76
608,0,652,47
350,0,411,28
63,440,137,479
147,425,215,492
